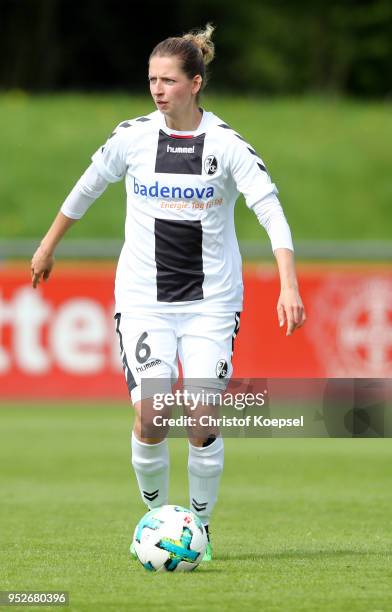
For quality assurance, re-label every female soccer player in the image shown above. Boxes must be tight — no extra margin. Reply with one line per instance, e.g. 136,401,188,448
31,24,306,561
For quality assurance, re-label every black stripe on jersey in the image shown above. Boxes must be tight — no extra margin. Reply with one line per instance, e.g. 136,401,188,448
114,313,137,396
231,312,241,357
218,123,268,173
234,133,247,143
136,117,151,122
155,219,204,302
107,121,132,141
155,130,206,175
248,146,267,170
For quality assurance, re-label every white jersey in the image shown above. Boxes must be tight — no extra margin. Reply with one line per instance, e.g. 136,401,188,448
89,109,288,313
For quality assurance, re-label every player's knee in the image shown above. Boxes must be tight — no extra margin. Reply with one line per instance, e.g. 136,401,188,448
133,419,168,445
133,398,170,441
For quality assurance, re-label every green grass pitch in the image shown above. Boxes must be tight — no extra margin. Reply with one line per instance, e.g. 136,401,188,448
1,405,391,611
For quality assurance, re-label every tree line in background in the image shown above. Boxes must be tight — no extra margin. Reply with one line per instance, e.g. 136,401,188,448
1,0,392,97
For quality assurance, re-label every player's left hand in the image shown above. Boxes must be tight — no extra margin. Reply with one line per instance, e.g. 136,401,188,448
277,287,306,336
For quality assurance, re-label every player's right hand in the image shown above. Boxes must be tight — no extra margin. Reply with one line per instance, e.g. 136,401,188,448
31,245,54,288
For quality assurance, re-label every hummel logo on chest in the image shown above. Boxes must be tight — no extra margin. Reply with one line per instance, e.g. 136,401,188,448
166,144,195,154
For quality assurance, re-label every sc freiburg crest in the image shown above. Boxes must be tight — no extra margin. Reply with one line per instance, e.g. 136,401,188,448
216,359,228,378
204,155,218,175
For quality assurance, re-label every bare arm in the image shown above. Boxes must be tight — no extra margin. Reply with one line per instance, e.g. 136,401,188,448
30,163,110,289
274,248,306,336
31,212,76,288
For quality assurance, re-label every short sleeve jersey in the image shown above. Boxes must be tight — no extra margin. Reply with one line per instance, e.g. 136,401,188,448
91,109,278,313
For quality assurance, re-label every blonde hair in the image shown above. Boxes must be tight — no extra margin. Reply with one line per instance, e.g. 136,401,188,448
149,23,215,89
183,23,215,66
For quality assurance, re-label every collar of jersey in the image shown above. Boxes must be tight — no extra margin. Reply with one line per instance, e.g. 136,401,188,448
158,108,209,138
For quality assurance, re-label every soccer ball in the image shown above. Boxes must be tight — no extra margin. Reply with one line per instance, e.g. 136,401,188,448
132,505,208,572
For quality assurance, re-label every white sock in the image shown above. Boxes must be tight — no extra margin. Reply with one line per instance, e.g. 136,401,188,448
131,431,169,509
188,437,224,525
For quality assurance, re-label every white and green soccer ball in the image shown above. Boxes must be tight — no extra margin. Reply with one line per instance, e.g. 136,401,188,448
132,505,208,572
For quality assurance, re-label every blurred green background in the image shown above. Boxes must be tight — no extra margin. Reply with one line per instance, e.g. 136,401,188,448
2,0,392,96
1,0,391,248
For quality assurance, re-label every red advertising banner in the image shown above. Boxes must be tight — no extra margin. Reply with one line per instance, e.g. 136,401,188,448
0,263,391,399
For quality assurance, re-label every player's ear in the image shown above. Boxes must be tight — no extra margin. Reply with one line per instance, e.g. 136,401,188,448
192,75,202,96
